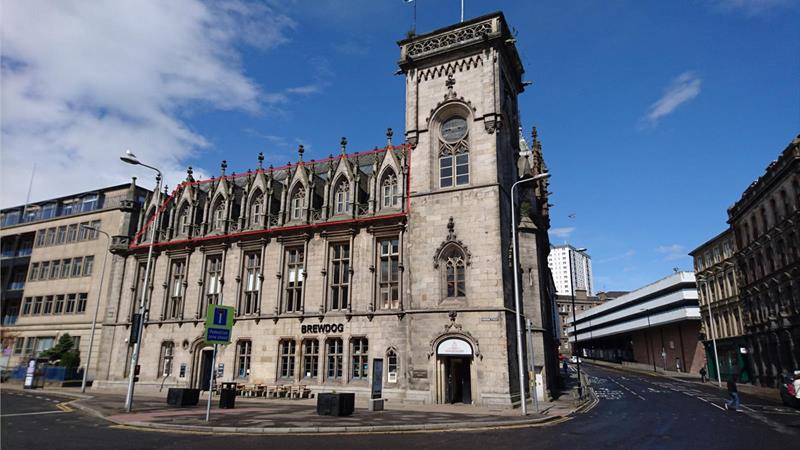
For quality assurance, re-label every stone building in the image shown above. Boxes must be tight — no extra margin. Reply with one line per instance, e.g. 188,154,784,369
727,134,800,387
0,182,148,375
690,229,750,383
96,12,558,407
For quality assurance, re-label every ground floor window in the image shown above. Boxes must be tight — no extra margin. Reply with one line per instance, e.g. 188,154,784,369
302,339,319,379
279,339,296,379
351,338,369,380
158,341,174,377
326,338,343,381
237,340,252,379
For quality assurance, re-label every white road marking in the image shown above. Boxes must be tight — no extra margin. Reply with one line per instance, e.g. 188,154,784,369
609,378,646,400
1,410,65,418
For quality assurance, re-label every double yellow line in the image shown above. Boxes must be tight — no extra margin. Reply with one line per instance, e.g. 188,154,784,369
56,399,79,412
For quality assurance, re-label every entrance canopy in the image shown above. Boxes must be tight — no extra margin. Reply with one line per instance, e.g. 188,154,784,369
437,338,472,356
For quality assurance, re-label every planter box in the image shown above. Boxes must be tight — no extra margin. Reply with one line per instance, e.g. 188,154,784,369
316,392,355,416
166,388,200,407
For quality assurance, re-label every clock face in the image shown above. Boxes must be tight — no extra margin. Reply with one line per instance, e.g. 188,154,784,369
441,116,467,142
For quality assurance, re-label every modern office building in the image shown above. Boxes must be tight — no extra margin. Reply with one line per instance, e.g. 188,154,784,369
727,134,800,387
548,245,593,296
94,12,560,407
0,181,149,375
567,272,704,374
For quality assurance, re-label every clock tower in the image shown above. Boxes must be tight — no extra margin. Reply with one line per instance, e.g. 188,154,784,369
398,13,544,407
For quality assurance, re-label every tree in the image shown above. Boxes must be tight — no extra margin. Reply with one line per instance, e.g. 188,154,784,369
40,334,80,368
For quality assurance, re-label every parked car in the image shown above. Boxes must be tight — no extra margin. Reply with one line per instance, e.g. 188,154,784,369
779,380,800,409
570,356,582,364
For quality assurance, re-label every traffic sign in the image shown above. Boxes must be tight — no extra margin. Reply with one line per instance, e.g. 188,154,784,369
204,305,234,344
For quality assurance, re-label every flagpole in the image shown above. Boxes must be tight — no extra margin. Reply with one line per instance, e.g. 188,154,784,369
461,0,464,22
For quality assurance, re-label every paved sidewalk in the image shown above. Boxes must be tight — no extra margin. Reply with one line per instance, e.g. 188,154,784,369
1,383,592,434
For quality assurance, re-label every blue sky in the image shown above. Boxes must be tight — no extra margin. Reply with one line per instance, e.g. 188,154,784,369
2,0,798,291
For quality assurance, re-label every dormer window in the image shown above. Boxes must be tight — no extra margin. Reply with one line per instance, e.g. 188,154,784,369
81,194,99,212
334,181,350,215
290,188,305,221
251,194,264,227
212,201,226,231
381,173,400,209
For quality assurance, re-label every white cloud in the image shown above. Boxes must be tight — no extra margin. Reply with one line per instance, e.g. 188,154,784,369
596,249,636,263
710,0,795,15
0,0,296,207
550,227,576,239
656,244,688,261
642,72,701,127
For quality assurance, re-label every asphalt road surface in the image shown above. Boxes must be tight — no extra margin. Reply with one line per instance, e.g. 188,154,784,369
2,365,798,449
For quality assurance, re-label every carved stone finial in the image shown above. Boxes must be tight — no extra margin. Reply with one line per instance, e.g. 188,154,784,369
298,144,304,162
257,151,264,169
268,163,274,172
531,126,538,143
386,128,394,146
163,185,169,195
445,74,456,100
186,166,194,182
340,137,348,156
220,160,227,175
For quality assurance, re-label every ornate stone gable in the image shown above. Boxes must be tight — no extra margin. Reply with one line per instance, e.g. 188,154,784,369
433,216,472,268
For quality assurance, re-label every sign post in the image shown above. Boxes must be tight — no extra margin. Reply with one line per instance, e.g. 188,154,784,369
203,304,234,422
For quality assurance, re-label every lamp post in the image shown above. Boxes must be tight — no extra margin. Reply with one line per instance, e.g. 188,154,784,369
640,307,657,372
510,171,550,415
80,225,110,393
120,150,162,412
568,246,587,398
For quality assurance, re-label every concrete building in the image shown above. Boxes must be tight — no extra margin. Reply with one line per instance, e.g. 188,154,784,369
690,229,750,383
567,272,704,374
555,290,603,354
95,12,559,408
547,245,593,296
727,134,800,387
0,182,149,375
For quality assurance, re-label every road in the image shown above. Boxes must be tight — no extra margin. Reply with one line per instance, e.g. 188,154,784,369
2,365,798,449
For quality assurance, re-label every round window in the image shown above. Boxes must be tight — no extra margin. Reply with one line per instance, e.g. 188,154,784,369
441,116,467,142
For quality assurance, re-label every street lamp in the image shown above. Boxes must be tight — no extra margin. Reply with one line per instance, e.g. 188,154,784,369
568,246,587,398
510,171,550,415
120,150,162,412
80,225,110,393
639,307,657,372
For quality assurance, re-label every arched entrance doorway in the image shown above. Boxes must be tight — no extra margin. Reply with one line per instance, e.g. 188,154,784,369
436,338,473,404
190,341,214,391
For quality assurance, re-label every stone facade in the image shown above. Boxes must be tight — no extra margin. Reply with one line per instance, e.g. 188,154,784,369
0,182,148,376
690,229,751,382
95,12,558,408
727,134,800,387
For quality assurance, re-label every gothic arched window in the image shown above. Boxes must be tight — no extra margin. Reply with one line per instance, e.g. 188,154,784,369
438,115,469,188
250,193,264,228
178,203,191,235
381,172,400,209
442,247,466,298
212,200,226,231
290,187,305,221
334,180,350,215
